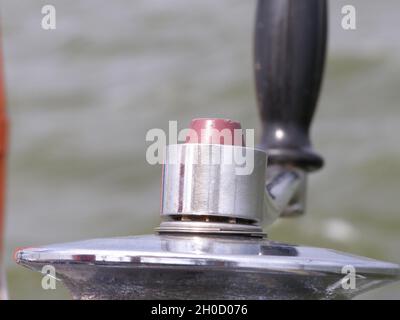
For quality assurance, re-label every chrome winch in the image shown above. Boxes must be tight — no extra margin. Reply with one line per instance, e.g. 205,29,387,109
14,117,400,300
14,0,400,300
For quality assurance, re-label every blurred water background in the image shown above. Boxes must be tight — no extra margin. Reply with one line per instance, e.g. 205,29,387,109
1,0,399,299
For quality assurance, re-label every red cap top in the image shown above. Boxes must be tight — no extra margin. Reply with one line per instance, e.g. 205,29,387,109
185,118,245,146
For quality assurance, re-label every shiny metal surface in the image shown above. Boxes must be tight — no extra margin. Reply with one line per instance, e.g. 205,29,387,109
266,164,307,218
160,144,307,234
156,221,264,237
264,166,304,224
15,234,399,300
161,143,267,223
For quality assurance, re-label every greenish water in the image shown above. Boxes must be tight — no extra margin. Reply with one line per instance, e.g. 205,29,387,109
1,0,400,299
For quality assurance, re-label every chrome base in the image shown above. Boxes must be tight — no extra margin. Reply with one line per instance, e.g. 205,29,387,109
15,234,399,300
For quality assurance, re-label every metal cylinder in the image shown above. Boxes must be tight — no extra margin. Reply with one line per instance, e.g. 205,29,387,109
161,144,267,223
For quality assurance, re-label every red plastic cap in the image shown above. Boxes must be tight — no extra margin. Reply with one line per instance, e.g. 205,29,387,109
186,118,245,146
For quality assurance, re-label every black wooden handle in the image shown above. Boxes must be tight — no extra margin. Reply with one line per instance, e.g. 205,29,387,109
254,0,327,171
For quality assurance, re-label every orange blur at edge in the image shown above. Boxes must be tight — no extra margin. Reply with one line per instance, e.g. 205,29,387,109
0,36,8,263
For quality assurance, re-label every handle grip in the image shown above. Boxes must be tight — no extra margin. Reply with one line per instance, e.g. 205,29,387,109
254,0,327,171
